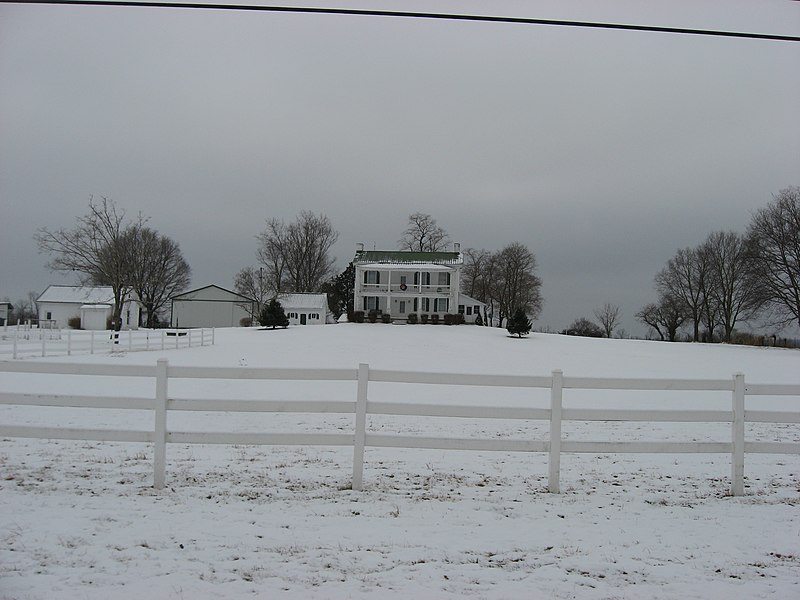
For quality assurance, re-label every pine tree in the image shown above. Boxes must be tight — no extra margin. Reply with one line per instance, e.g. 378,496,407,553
259,299,289,329
506,307,532,338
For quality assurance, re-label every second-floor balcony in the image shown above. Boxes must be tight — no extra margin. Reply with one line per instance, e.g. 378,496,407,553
360,282,452,294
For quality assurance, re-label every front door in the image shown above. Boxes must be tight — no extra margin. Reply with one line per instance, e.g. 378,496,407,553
300,314,307,325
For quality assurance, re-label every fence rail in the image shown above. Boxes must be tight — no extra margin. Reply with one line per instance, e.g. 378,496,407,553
0,327,214,359
0,360,797,495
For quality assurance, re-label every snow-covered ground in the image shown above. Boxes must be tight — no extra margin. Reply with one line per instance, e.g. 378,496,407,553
1,325,799,599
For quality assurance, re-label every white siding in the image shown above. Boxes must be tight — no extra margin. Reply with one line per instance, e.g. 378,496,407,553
171,299,250,328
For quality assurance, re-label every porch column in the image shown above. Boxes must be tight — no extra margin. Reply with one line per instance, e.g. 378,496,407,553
386,268,392,317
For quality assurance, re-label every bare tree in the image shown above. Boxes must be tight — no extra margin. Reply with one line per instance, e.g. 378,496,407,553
746,186,800,328
34,196,142,331
284,211,339,292
636,295,686,341
126,226,191,328
256,218,289,294
655,247,708,341
254,212,338,294
398,212,450,252
461,248,492,300
702,230,764,342
234,266,271,321
594,303,621,338
490,242,543,327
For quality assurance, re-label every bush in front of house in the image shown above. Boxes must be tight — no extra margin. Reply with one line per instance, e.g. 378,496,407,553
368,310,379,323
420,314,429,324
381,313,392,324
240,317,253,327
443,313,465,325
431,314,440,325
348,311,365,323
67,317,81,329
406,313,418,324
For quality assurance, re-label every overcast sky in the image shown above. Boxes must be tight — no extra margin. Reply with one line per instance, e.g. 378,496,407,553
1,0,798,335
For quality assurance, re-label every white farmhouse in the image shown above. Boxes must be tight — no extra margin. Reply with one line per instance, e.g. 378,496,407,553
352,244,463,322
277,293,330,325
36,286,140,330
170,285,254,328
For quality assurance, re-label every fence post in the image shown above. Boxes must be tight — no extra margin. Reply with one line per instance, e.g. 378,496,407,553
731,373,745,496
549,369,563,493
128,329,133,351
67,329,72,356
161,330,165,351
13,330,18,359
200,328,205,346
90,330,95,354
352,363,369,491
154,359,169,490
212,328,215,345
41,332,46,357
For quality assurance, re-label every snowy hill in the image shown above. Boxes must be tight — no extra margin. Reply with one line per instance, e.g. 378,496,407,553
1,325,798,599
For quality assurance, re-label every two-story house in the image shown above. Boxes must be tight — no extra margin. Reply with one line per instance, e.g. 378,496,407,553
352,243,463,322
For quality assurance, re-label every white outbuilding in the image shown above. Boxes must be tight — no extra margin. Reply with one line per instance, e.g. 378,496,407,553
277,293,331,326
170,285,254,328
36,285,141,330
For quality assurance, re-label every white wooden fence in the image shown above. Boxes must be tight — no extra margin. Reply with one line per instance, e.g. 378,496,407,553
0,328,214,359
0,360,797,495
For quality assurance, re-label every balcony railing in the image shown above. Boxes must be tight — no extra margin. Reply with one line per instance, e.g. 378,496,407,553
361,283,452,294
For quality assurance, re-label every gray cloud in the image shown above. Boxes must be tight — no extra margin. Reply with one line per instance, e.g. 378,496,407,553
1,1,798,335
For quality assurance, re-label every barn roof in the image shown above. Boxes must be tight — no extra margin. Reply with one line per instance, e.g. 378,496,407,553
37,285,116,305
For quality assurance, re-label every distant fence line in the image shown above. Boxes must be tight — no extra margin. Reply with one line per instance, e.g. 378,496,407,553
0,327,215,359
1,361,798,495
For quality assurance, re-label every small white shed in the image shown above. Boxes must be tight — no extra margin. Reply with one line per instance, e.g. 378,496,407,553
0,302,11,326
170,285,254,328
277,293,331,325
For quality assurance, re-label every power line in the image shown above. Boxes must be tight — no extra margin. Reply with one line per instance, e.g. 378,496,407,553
2,0,798,42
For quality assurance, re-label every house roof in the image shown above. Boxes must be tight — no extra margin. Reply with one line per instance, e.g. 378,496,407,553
353,250,463,266
277,293,329,311
37,285,117,305
458,293,487,308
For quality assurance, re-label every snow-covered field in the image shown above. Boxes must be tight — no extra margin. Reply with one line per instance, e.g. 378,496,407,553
1,325,799,599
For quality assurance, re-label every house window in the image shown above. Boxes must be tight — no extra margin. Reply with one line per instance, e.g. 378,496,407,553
466,306,472,315
46,311,52,320
414,272,431,286
365,297,378,311
434,298,449,312
474,305,481,314
437,272,450,286
364,270,380,284
399,301,406,314
458,305,465,314
420,298,430,312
